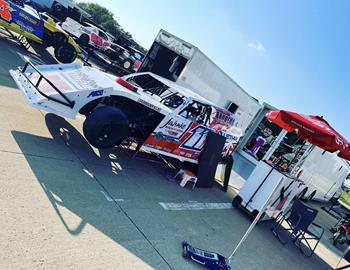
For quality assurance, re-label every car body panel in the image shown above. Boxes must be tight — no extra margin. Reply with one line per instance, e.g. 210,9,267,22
0,0,44,42
10,61,242,163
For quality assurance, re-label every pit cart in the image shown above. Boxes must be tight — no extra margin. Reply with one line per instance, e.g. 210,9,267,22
10,59,242,164
0,0,80,63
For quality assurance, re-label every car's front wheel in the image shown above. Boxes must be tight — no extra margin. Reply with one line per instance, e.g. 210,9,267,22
54,43,77,63
83,106,129,149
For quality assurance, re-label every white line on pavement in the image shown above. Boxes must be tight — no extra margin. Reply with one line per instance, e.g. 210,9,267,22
100,190,124,202
159,202,232,211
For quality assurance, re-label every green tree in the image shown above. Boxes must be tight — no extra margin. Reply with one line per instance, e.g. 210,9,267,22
77,2,129,39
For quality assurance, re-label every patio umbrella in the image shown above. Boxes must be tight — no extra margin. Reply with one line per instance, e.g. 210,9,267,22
266,110,350,161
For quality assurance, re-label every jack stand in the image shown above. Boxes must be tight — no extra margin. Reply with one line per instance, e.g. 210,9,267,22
182,242,231,270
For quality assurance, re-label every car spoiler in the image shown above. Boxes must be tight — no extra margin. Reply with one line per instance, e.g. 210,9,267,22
15,58,75,108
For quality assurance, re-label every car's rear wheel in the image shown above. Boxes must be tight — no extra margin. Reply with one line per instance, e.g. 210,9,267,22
83,106,129,149
77,34,89,46
54,43,77,63
52,32,67,46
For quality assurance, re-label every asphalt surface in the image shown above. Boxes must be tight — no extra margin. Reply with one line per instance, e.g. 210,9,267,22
0,32,346,270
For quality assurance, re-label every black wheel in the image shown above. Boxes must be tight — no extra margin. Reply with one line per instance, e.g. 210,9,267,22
53,3,67,19
252,210,266,221
232,195,243,207
54,43,77,63
77,34,89,46
307,190,316,201
122,58,133,70
52,32,68,47
83,106,129,149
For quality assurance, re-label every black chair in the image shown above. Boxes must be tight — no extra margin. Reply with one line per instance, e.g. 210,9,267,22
272,199,324,257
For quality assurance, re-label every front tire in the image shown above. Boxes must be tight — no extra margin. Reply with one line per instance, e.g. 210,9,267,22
54,43,77,63
83,106,129,149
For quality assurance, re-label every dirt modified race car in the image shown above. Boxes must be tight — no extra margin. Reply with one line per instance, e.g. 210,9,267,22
0,0,80,63
10,59,242,164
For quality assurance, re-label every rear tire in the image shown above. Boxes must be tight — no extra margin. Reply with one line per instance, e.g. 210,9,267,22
232,195,243,207
83,106,129,149
54,43,77,63
77,34,89,46
52,32,67,47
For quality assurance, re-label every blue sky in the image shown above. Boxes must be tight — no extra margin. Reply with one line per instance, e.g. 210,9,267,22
85,0,349,138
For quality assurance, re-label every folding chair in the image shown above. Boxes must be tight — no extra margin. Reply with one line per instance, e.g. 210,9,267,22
272,199,324,257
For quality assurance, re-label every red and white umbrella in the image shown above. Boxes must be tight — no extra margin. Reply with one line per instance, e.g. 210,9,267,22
266,110,350,161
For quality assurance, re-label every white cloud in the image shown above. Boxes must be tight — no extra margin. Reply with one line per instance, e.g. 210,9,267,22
248,42,266,52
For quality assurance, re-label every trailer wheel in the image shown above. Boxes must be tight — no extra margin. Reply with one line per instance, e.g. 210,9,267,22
232,195,243,207
54,43,77,63
77,34,89,46
83,106,129,149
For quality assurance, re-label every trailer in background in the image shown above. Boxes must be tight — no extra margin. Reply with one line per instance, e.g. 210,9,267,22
297,147,350,201
30,0,89,21
139,29,261,133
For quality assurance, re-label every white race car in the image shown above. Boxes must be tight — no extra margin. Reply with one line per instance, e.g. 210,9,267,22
10,59,242,164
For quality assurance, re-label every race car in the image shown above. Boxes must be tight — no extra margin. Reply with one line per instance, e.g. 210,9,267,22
0,0,80,63
9,59,242,164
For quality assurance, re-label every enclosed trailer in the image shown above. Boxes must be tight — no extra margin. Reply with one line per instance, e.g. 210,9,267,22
139,29,261,133
296,147,350,201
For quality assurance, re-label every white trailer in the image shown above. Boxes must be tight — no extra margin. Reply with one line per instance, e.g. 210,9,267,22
139,29,261,133
30,0,88,20
296,147,350,201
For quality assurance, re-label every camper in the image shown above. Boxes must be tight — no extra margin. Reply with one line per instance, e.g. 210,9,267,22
139,29,261,133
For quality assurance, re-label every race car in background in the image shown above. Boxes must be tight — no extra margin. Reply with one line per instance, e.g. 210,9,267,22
10,59,242,164
61,17,111,50
0,0,80,63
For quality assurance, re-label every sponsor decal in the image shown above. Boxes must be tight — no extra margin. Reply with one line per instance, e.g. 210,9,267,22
15,20,34,33
19,11,40,26
87,90,103,98
0,0,12,21
137,98,161,112
180,126,209,151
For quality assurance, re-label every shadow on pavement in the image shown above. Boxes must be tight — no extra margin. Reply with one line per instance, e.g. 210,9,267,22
11,113,337,270
11,114,174,269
